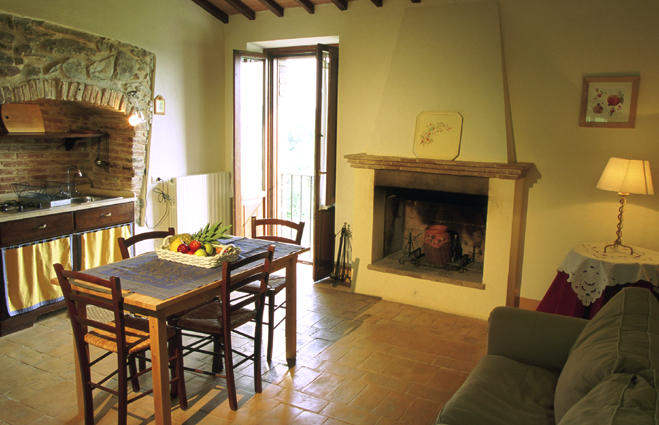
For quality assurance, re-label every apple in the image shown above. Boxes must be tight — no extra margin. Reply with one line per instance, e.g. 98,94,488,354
177,243,190,253
190,240,202,252
194,249,208,257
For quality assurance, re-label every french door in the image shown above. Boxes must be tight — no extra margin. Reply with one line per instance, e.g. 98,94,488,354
233,45,338,282
233,51,267,237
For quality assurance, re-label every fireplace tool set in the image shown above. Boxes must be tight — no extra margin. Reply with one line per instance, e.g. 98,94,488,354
399,227,479,273
330,222,352,287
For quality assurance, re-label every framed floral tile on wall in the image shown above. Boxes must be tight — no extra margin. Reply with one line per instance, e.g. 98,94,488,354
579,76,640,128
413,111,463,160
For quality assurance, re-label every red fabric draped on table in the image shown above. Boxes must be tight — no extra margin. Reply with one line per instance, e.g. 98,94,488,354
536,271,657,319
536,243,659,319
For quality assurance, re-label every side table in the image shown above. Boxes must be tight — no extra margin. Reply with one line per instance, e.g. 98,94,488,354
536,243,659,319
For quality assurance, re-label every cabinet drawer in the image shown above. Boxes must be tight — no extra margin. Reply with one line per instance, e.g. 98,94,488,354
0,213,74,247
74,202,134,232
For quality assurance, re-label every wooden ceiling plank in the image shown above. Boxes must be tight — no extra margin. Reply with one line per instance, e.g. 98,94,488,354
224,0,256,19
257,0,285,17
371,0,383,6
294,0,315,14
331,0,348,10
190,0,229,23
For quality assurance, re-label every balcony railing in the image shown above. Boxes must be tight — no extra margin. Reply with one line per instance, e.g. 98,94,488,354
279,173,313,260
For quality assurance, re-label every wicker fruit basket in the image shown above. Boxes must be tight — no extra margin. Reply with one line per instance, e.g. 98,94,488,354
156,235,241,268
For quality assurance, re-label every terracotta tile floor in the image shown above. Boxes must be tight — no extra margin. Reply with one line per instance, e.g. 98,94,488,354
0,265,487,425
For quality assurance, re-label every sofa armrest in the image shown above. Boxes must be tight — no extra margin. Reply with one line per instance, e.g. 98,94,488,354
487,307,588,373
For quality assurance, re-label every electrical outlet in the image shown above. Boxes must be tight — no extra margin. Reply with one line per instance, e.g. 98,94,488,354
150,176,162,184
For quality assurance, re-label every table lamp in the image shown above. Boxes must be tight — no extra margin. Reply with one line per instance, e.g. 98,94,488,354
596,157,653,254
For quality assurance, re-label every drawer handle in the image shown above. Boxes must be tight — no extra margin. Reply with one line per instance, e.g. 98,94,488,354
34,224,47,229
101,212,112,217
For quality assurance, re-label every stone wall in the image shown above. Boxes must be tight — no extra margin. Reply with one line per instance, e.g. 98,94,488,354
0,11,154,224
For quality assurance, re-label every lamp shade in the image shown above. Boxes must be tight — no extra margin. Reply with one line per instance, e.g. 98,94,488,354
596,157,654,195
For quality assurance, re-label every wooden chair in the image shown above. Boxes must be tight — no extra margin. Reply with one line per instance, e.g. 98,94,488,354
168,245,275,411
239,216,305,362
117,227,175,259
117,227,176,371
53,263,187,425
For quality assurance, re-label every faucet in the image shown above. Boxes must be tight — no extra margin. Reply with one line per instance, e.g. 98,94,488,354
67,165,82,196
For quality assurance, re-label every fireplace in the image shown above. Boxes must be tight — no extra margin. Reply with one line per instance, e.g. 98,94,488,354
378,180,488,286
346,153,533,319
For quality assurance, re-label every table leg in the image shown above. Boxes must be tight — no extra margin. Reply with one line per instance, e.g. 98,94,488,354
149,316,172,425
286,257,298,367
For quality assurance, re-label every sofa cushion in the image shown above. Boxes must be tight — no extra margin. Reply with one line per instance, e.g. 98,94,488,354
558,373,657,425
437,354,558,425
554,287,659,422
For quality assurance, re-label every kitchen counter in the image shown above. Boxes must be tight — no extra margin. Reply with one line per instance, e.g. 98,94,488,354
0,191,135,223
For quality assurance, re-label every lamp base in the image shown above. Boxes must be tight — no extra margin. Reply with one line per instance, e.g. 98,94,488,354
603,242,634,255
603,193,634,255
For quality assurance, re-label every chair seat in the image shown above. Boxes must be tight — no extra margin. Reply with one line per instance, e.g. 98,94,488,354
175,300,257,334
85,315,175,355
240,274,286,294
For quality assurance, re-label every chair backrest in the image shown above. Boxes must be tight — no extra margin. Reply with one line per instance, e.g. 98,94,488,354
53,263,134,360
118,227,175,259
222,245,275,317
250,216,305,245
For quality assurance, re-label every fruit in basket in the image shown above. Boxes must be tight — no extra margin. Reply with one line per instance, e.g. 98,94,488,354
173,233,193,244
204,242,214,255
169,238,184,252
189,240,202,252
194,249,208,257
191,221,232,244
177,243,190,253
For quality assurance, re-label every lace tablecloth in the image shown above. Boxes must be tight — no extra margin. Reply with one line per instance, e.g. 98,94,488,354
559,243,659,306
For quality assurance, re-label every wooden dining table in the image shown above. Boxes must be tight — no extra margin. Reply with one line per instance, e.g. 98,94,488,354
59,236,308,425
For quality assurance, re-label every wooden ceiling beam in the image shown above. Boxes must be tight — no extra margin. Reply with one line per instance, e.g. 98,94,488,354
224,0,256,20
294,0,315,14
190,0,229,23
331,0,348,11
257,0,284,17
371,0,383,6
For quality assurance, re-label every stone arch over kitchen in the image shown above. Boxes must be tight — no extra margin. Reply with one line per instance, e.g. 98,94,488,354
0,11,155,224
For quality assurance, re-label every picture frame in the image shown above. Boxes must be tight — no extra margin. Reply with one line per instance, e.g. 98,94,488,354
579,76,639,128
154,95,165,115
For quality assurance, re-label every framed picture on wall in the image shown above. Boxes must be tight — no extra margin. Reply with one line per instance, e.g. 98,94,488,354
154,95,165,115
579,76,639,128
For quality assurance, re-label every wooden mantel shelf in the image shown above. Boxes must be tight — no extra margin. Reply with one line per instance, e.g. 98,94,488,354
345,153,534,180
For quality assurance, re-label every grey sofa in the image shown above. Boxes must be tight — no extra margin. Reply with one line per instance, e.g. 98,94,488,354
437,287,659,425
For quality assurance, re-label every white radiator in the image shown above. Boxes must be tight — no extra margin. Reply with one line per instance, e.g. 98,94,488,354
167,172,233,235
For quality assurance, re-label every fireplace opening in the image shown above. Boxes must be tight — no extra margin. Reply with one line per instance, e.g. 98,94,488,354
370,170,489,288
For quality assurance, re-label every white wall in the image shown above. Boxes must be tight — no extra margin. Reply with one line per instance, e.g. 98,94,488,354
0,0,226,234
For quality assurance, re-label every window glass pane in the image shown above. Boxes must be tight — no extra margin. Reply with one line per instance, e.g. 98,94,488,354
240,57,265,197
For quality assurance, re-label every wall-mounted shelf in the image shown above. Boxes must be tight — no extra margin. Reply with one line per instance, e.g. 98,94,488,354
0,131,108,150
